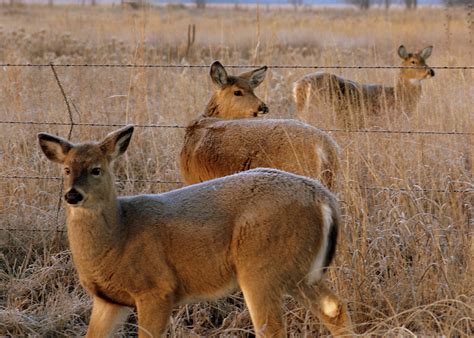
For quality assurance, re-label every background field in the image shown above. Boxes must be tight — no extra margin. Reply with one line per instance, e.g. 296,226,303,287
0,4,473,336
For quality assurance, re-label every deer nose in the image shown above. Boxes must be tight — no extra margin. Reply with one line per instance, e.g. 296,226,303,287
259,104,269,114
65,188,84,205
429,69,435,77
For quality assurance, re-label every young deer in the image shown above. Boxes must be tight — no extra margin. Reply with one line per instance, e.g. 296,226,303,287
180,61,340,190
38,125,352,337
293,45,435,128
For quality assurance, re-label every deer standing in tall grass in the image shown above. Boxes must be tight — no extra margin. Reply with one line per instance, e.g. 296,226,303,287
180,61,340,190
38,125,352,337
293,45,435,128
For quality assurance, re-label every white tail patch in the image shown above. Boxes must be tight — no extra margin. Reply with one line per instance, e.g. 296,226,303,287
306,82,311,104
293,80,311,112
307,203,332,284
322,296,340,318
316,146,327,165
292,82,299,102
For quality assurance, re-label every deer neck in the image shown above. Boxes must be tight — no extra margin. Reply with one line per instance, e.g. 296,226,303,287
203,94,220,117
66,194,123,264
395,76,422,112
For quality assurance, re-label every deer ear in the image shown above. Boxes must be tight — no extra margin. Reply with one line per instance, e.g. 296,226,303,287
38,133,73,164
419,46,433,60
247,66,268,88
100,125,134,161
398,45,409,59
210,61,228,88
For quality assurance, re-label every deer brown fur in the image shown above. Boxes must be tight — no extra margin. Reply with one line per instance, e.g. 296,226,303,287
38,125,352,337
180,61,340,190
293,45,435,128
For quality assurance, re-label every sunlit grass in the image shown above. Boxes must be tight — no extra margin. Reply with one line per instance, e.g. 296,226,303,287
0,4,472,336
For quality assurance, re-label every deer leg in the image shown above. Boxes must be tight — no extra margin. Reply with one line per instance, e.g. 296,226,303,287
293,281,353,337
86,296,130,338
239,279,285,338
135,294,173,338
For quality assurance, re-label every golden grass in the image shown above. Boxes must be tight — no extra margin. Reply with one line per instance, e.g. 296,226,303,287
0,4,473,336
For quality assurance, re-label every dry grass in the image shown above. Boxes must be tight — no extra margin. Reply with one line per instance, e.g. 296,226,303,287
0,4,473,336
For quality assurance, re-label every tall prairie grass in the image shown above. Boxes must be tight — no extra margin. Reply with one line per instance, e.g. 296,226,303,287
0,4,472,336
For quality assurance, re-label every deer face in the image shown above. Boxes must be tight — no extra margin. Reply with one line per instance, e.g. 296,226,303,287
60,145,114,207
398,45,435,84
208,61,269,119
38,126,134,208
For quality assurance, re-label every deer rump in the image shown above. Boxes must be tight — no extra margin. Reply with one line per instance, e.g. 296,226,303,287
180,117,339,185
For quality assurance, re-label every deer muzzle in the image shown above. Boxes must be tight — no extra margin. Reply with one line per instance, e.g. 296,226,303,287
65,188,84,205
258,104,269,114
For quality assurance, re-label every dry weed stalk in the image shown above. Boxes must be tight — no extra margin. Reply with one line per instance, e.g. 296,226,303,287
0,5,472,337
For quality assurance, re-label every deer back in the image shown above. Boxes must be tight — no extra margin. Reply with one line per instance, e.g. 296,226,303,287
181,118,340,189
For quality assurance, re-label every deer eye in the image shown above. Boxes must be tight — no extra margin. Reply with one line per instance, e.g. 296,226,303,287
91,167,101,176
234,90,243,96
411,60,417,65
64,168,71,175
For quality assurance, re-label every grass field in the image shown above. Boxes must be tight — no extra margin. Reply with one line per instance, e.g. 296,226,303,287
0,4,473,336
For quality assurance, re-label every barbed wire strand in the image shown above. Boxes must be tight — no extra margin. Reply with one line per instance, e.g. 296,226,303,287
1,63,473,70
1,120,472,136
0,120,187,128
0,228,67,233
0,174,470,193
0,175,182,184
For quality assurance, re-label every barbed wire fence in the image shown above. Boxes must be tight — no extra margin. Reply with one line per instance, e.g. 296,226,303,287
1,63,474,69
0,62,472,234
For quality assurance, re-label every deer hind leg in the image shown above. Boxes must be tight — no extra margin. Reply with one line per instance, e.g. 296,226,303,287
292,282,352,337
135,293,174,338
239,278,285,338
86,296,131,338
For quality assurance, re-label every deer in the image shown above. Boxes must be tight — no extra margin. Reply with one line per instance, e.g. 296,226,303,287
293,45,435,128
180,61,341,190
38,125,352,337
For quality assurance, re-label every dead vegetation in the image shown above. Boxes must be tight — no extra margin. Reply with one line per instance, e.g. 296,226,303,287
0,4,472,336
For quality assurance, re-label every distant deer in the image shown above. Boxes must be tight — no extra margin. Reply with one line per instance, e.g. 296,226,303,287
180,61,340,190
38,125,352,337
293,45,435,128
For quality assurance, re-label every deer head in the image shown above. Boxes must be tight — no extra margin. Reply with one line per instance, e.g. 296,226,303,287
38,126,134,208
204,61,269,118
398,45,435,84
